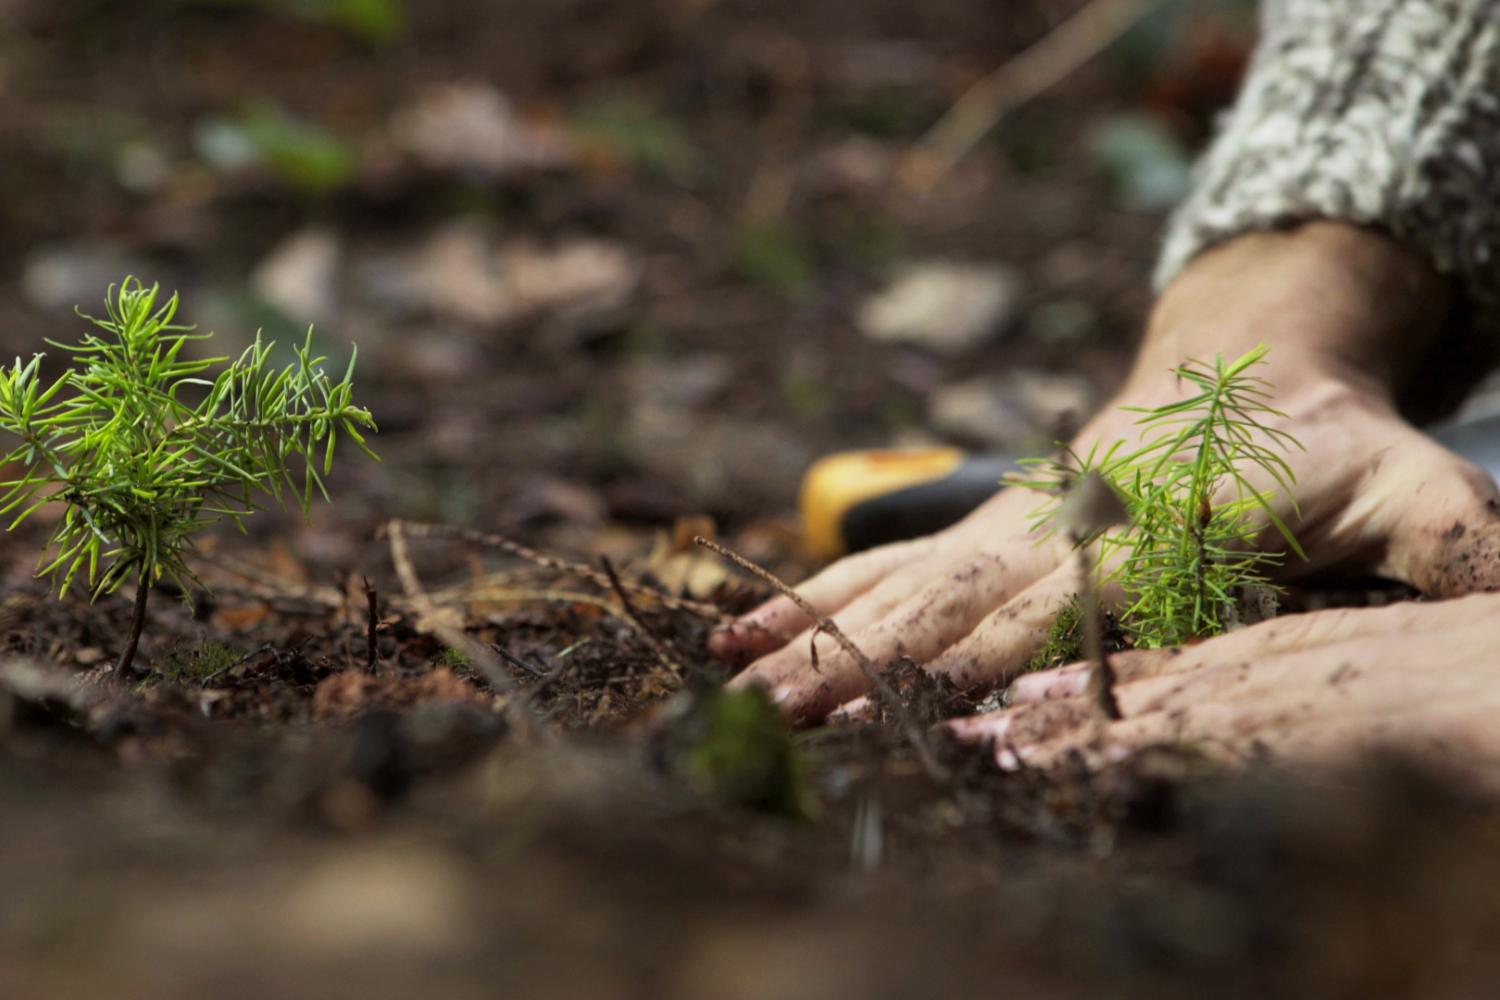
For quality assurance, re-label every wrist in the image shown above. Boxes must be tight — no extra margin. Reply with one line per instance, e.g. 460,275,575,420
1129,222,1451,402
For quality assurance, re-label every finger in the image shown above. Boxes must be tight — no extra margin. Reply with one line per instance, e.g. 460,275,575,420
923,561,1088,691
739,549,1052,720
1010,684,1500,774
726,555,960,697
1007,593,1490,706
719,487,1059,667
709,538,928,663
1002,610,1500,769
948,697,1096,749
996,711,1227,772
827,695,873,724
1008,612,1358,703
1361,435,1500,597
1007,663,1091,704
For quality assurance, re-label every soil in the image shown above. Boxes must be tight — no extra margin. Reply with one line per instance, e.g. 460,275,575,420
4,1,1498,996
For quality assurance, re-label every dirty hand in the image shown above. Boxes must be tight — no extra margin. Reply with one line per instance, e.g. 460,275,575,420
949,592,1500,782
713,222,1500,720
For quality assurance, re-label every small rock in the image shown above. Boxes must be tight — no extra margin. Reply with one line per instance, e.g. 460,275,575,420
355,226,640,328
502,237,641,318
859,261,1022,354
251,226,341,326
22,244,153,311
412,223,510,325
390,82,570,177
115,139,171,194
0,659,99,725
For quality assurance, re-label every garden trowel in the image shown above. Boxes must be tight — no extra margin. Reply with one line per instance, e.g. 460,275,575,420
799,411,1500,560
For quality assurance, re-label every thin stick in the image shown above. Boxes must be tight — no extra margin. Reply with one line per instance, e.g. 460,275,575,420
492,644,549,678
200,643,275,685
363,577,380,675
387,520,725,619
429,583,620,614
1076,546,1123,721
600,555,685,676
201,552,342,607
386,519,544,737
899,0,1159,193
694,536,949,783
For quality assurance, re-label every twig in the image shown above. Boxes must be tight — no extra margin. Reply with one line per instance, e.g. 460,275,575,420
600,555,686,676
386,519,545,738
200,552,342,607
1076,547,1123,721
899,0,1160,193
363,577,380,675
491,644,549,678
429,583,619,615
385,520,724,620
694,536,949,783
493,643,577,703
200,643,275,685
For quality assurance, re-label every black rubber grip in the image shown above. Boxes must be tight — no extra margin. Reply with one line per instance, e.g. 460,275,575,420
841,456,1018,554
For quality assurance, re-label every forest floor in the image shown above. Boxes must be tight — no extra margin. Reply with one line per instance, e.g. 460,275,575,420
4,1,1500,996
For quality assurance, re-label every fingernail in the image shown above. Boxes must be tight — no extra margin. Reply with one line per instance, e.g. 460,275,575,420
951,714,1011,740
828,695,871,723
708,624,747,664
771,684,794,705
996,748,1021,771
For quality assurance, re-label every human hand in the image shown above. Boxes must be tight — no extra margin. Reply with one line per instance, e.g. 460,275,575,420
714,223,1500,720
948,593,1500,782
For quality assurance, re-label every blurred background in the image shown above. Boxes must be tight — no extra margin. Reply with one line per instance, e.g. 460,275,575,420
20,7,1500,999
0,0,1255,561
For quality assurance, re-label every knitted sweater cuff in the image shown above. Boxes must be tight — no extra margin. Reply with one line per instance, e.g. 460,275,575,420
1155,0,1500,335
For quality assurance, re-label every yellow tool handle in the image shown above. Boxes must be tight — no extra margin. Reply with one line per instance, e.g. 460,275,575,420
799,448,1018,560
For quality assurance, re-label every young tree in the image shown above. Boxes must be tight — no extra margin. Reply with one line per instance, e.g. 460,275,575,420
0,278,378,678
1023,344,1304,648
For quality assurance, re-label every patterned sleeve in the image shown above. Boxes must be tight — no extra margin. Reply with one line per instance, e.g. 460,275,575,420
1156,0,1500,335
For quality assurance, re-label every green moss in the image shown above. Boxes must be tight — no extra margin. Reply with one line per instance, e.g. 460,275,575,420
686,687,811,819
157,640,239,681
1026,597,1084,674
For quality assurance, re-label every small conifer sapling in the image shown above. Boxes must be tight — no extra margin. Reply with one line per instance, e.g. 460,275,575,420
1019,344,1303,650
0,279,379,679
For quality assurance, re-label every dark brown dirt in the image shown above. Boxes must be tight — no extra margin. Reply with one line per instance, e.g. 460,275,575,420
4,1,1495,996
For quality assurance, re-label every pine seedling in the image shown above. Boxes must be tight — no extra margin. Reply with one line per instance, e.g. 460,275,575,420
0,278,379,678
1019,344,1303,649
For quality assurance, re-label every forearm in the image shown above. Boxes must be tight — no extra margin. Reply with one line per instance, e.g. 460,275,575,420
1152,0,1494,383
1132,222,1451,403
